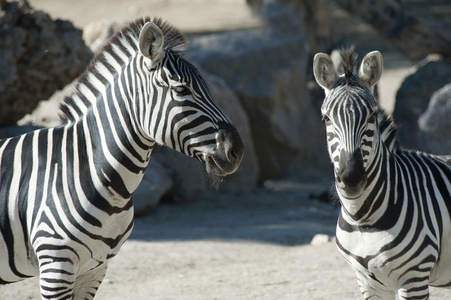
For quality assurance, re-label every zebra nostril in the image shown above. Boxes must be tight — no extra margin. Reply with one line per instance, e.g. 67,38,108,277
228,148,237,162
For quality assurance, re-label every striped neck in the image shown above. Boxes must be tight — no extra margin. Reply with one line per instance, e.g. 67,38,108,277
338,110,401,225
59,23,155,206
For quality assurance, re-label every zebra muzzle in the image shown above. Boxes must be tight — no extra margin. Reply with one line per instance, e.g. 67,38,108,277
336,149,367,198
205,125,244,177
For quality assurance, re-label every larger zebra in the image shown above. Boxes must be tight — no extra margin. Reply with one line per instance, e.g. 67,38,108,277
313,48,451,300
0,17,244,299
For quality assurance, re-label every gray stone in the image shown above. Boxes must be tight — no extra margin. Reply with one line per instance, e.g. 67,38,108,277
0,0,92,125
133,160,173,216
18,79,77,128
417,83,451,155
310,233,332,246
186,23,329,182
150,146,210,203
83,19,122,53
394,56,451,149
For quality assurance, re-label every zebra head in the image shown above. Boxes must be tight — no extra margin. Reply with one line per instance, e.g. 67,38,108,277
136,19,244,177
313,49,383,199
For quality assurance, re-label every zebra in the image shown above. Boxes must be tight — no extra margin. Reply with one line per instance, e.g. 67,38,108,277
313,48,451,300
0,17,244,299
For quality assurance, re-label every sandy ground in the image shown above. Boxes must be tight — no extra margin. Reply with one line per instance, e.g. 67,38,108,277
1,184,451,299
2,1,451,299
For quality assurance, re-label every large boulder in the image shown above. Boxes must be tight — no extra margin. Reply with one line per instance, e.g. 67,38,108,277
417,83,451,155
133,160,173,216
82,19,121,52
394,56,451,150
185,5,329,182
0,0,92,125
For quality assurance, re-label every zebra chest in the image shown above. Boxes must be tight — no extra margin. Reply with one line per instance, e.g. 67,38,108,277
336,228,404,288
29,200,135,272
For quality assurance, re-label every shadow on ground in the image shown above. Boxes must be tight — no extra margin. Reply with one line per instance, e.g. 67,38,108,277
130,180,339,246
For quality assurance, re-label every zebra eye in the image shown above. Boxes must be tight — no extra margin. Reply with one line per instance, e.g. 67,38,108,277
322,114,332,125
172,85,192,97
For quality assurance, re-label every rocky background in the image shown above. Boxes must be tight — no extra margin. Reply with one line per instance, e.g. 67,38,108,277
1,0,450,215
1,0,451,299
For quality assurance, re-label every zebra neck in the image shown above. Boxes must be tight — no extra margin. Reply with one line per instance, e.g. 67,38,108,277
70,106,155,208
339,112,402,227
57,24,158,207
339,144,397,227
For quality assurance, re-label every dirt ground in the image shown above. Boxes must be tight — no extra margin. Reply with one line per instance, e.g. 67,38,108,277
2,184,451,299
2,1,451,299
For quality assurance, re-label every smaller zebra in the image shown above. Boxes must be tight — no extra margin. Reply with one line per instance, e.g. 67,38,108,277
313,48,451,300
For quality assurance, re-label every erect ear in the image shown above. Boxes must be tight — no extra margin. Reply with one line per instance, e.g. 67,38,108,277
139,21,165,68
313,53,340,92
358,51,383,88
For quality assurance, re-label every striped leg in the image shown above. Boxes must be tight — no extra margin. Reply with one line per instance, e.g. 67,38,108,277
73,264,108,300
397,288,429,300
38,253,108,300
397,279,430,300
39,262,76,300
356,272,396,300
36,244,80,300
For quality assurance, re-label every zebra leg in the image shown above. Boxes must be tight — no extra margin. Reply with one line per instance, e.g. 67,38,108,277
72,263,108,300
36,243,83,299
396,267,432,299
38,260,77,300
397,285,430,300
72,264,108,300
38,261,108,300
356,273,396,300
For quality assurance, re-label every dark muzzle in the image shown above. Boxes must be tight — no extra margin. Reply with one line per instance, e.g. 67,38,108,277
336,148,366,191
205,122,244,177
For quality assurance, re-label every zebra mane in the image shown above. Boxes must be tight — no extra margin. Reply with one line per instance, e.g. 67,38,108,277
115,17,189,57
377,109,400,152
60,17,188,123
341,46,358,85
142,17,189,57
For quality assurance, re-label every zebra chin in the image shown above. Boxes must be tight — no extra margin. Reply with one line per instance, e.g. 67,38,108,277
205,155,238,177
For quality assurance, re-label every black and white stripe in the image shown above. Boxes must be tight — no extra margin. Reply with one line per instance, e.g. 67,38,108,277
0,17,243,299
313,48,451,300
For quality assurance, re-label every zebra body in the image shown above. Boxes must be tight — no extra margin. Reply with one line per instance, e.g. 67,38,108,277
0,17,243,299
313,49,451,299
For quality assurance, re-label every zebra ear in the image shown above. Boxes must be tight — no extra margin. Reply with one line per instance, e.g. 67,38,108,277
358,51,383,88
313,53,340,91
139,21,165,68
